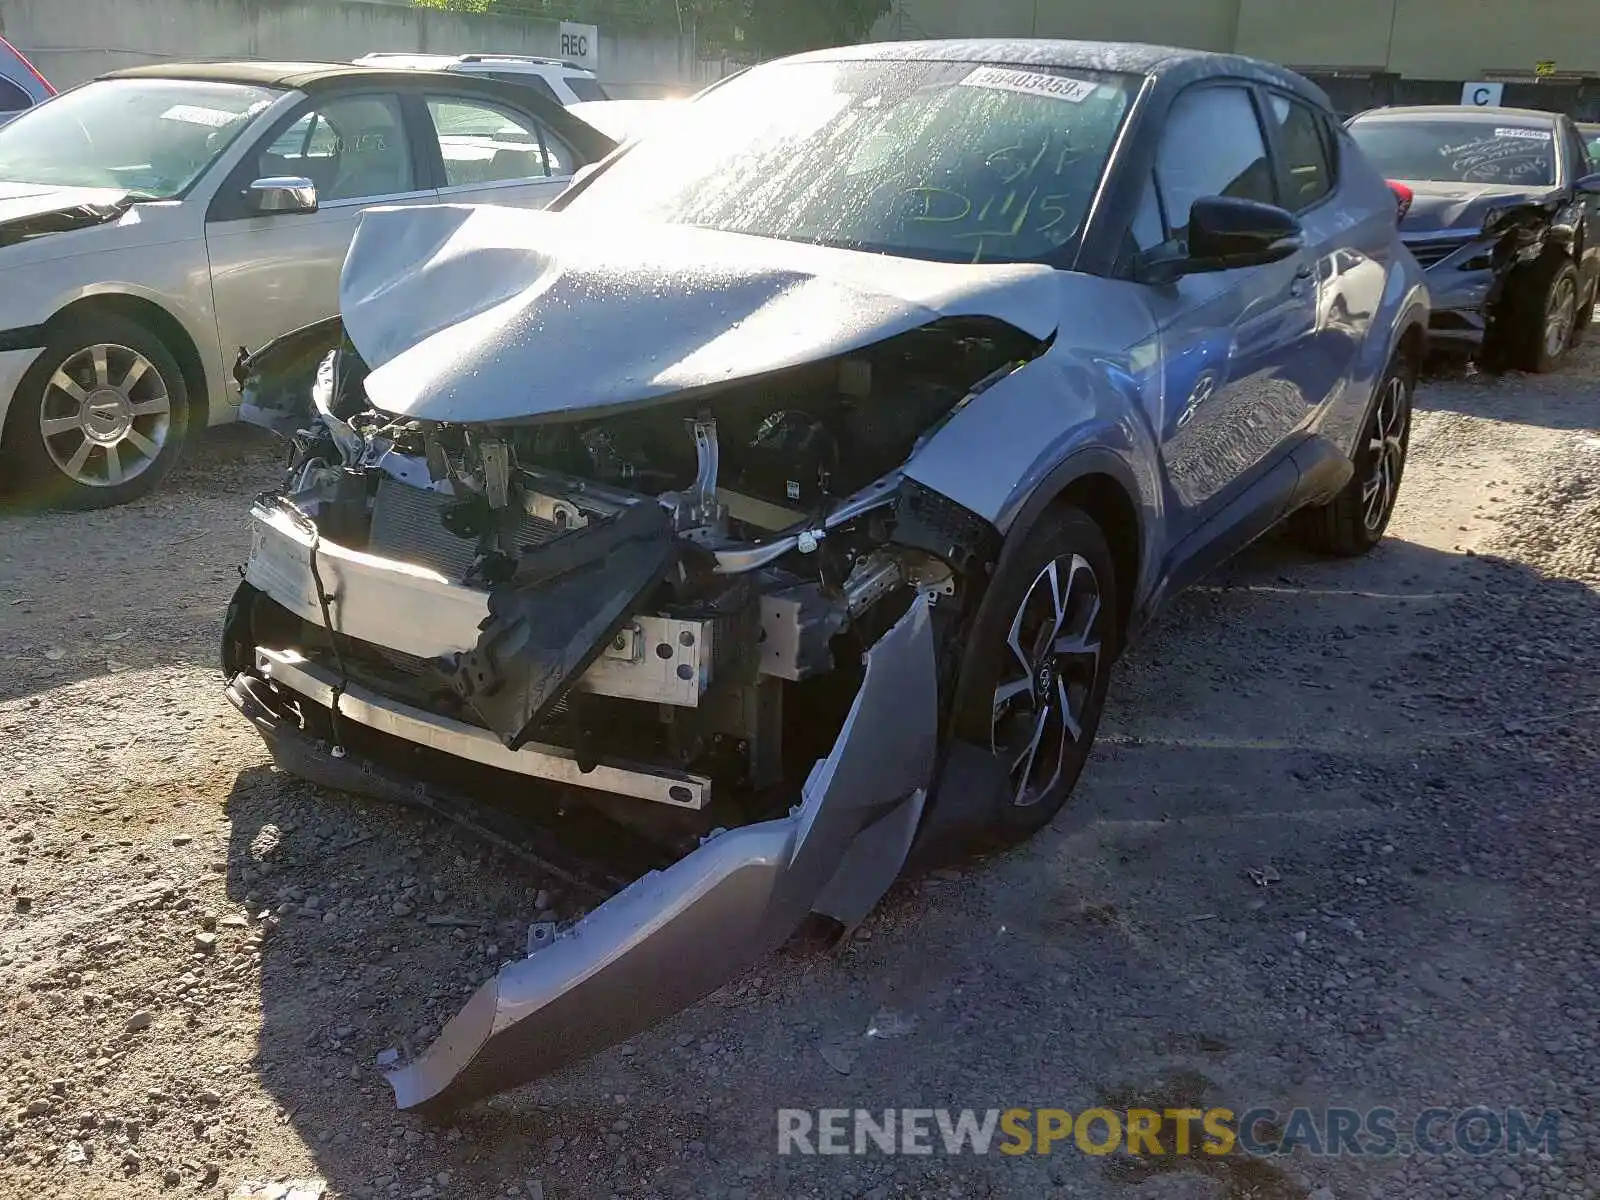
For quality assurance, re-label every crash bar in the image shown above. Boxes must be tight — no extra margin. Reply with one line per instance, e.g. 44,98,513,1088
255,648,711,810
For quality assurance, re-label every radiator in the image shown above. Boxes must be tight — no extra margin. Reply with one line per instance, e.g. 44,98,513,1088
367,477,563,580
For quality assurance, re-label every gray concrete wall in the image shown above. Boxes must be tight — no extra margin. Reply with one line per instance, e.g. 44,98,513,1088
0,0,729,97
875,0,1600,81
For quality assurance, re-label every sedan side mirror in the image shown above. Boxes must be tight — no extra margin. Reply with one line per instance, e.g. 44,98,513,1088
250,176,318,215
1574,172,1600,195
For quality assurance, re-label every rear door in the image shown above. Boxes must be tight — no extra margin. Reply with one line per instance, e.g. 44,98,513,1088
1134,82,1317,531
420,93,578,211
204,89,437,374
1259,87,1368,423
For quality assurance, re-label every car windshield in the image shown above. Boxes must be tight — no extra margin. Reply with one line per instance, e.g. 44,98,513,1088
0,78,277,199
1349,118,1557,186
564,58,1137,265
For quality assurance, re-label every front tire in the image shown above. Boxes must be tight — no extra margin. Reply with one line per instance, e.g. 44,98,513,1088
1291,354,1413,556
1494,253,1580,373
3,314,189,510
950,506,1119,844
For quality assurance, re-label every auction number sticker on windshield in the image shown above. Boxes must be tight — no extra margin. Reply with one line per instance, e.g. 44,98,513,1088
959,66,1097,103
1494,127,1552,141
160,104,243,129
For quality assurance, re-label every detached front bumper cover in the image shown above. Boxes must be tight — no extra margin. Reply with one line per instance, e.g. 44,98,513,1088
228,596,938,1116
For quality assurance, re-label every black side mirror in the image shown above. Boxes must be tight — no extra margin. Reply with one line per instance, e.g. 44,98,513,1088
1573,172,1600,196
1137,195,1305,283
1185,195,1304,270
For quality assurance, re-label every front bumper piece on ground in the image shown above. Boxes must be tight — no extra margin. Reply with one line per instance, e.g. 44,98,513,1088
228,592,939,1115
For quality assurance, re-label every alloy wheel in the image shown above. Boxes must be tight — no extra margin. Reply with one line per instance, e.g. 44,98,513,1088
990,554,1103,807
1545,272,1577,358
1361,374,1409,534
39,343,172,488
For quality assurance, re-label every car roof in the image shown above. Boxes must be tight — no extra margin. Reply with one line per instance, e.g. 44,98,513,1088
96,59,620,162
99,60,481,91
774,38,1329,107
1351,104,1560,124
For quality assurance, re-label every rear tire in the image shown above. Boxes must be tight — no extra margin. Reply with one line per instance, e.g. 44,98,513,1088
2,313,189,510
1291,353,1413,557
950,506,1119,845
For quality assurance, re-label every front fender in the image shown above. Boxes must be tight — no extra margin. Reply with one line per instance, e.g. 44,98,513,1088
902,348,1163,609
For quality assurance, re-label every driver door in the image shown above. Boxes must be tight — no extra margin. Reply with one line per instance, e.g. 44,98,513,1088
204,91,437,385
1137,83,1319,534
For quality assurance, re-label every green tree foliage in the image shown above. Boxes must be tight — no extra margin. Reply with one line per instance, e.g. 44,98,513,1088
412,0,492,12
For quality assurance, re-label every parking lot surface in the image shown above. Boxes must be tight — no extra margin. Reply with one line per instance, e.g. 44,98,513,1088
2,342,1598,1200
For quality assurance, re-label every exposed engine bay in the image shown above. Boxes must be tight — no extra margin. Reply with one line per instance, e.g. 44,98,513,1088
227,315,1041,852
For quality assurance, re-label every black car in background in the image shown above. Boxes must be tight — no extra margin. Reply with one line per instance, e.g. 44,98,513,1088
1348,104,1600,371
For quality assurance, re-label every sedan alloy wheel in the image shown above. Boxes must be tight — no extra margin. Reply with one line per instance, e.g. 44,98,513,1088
991,553,1104,808
39,342,173,488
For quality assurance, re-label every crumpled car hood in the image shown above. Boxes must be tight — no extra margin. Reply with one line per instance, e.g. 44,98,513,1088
1398,180,1561,235
0,180,134,247
339,203,1062,424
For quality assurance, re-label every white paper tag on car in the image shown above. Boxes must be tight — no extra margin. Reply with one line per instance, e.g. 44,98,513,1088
160,104,244,129
959,66,1097,103
1494,127,1552,141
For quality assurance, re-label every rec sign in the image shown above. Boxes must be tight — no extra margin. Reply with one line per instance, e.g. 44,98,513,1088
558,21,599,72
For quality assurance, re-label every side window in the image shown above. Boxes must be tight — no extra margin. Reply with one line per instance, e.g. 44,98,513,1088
1562,122,1591,177
1155,85,1276,243
0,77,30,114
427,97,571,186
1266,93,1334,210
257,94,414,203
564,76,609,102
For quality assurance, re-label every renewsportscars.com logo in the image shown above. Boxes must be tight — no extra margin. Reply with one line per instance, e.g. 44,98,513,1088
777,1107,1562,1158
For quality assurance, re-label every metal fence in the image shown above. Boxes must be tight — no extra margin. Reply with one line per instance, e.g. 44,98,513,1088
1302,71,1600,122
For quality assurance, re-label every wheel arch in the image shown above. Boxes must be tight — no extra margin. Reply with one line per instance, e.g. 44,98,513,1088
41,294,209,436
1000,448,1146,649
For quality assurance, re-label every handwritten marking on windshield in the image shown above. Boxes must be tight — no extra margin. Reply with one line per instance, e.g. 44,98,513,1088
895,124,1090,261
1437,135,1552,183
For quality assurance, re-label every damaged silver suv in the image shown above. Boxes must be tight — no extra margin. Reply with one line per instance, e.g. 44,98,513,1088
223,40,1429,1116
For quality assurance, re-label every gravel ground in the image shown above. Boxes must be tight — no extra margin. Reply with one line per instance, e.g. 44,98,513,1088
1,337,1598,1200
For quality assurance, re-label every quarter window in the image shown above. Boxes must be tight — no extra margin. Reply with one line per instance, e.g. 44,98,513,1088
1155,86,1276,243
1267,92,1334,210
485,72,561,104
1130,170,1167,252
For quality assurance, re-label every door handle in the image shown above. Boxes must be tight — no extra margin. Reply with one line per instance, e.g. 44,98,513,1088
1290,263,1314,295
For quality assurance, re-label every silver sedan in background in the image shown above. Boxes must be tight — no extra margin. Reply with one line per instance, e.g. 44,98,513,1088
0,61,613,508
